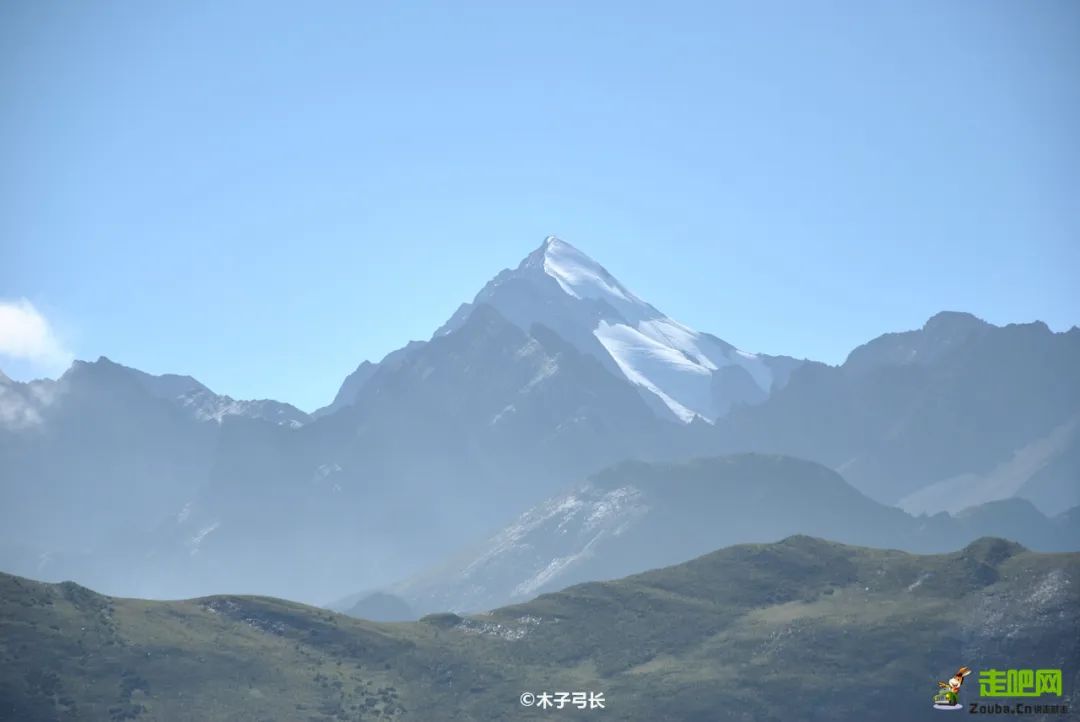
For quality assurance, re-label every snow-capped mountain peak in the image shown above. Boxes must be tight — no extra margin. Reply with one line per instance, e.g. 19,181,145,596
528,236,647,315
434,236,802,424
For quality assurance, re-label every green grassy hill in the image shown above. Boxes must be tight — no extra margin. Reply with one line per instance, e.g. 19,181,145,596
2,537,1077,721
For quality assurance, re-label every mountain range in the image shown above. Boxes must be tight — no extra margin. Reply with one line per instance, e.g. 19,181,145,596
712,310,1080,512
1,236,1077,607
339,455,1080,619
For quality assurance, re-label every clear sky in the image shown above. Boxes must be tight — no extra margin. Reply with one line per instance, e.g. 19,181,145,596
2,0,1077,411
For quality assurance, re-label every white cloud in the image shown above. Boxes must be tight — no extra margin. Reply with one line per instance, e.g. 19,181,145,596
0,380,67,430
0,298,74,375
0,388,44,429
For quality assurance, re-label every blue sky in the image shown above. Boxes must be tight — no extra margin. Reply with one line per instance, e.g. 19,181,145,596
2,0,1077,411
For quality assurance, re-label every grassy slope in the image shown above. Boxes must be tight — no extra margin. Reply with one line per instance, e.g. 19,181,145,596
2,537,1077,722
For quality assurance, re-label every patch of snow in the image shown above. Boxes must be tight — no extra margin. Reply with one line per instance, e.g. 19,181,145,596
505,485,648,597
540,238,773,421
177,390,307,428
462,494,587,576
455,615,546,641
594,321,708,422
1027,569,1068,608
514,339,542,360
396,483,651,613
512,535,604,598
906,572,931,591
541,237,641,312
523,357,559,391
584,486,646,531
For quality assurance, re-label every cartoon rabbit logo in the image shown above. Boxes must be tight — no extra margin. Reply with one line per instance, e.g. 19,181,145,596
932,666,972,709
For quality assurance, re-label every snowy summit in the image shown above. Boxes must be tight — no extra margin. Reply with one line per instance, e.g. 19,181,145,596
439,236,800,423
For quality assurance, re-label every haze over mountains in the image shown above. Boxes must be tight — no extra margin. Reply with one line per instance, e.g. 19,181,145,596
713,310,1080,513
1,237,1077,608
359,455,1079,619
